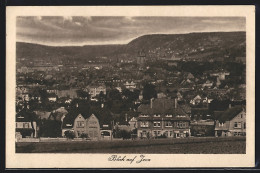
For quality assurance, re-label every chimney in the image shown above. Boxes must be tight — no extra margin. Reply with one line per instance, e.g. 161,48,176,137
174,98,177,109
150,98,154,108
125,114,128,122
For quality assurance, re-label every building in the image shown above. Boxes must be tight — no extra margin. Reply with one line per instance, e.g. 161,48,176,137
190,120,215,136
62,109,101,140
136,50,146,65
215,106,246,137
86,84,106,98
136,98,191,138
16,106,37,138
124,81,137,91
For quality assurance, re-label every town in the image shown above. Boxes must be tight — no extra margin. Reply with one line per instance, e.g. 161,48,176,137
15,32,246,143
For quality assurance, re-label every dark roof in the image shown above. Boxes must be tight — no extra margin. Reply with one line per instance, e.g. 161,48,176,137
137,115,190,121
138,98,181,115
218,106,244,123
62,108,89,128
16,107,36,122
137,98,190,121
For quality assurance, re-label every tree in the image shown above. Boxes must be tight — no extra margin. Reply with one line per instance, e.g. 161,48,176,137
108,89,122,100
143,83,157,100
65,130,75,139
76,90,89,100
121,130,131,140
80,133,88,139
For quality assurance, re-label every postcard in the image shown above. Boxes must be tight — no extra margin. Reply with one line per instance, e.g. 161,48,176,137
6,6,255,168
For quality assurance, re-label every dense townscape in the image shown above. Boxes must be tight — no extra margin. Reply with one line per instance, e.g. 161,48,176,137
15,32,246,142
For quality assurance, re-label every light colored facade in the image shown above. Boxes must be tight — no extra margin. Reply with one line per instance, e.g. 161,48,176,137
71,114,101,140
137,115,190,138
16,121,37,138
87,85,106,98
137,98,191,138
85,114,101,140
215,108,246,137
124,81,137,91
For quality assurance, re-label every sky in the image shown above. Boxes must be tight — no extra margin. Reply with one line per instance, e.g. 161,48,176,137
16,16,246,46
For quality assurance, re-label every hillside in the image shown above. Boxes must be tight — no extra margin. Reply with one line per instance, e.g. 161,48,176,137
17,31,246,62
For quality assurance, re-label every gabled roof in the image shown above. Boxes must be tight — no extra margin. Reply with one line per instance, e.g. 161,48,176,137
218,106,244,123
34,111,51,120
62,108,89,128
16,107,36,122
137,98,189,120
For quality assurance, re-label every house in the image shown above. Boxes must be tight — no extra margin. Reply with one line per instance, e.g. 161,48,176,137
124,81,137,91
129,117,138,130
16,85,30,101
62,109,101,140
235,57,246,64
190,120,215,136
215,106,246,137
16,106,37,138
136,98,191,138
56,88,78,99
49,107,68,122
47,93,57,102
86,84,106,98
186,73,195,80
210,71,230,80
190,95,202,105
202,80,213,88
157,92,167,99
34,110,51,120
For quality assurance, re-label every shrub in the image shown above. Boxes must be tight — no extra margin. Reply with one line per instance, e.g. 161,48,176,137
121,130,131,140
80,133,88,139
65,131,75,139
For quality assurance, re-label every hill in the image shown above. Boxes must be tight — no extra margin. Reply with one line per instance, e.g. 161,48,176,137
17,31,246,63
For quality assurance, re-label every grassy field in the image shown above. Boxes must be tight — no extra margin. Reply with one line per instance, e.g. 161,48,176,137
16,137,246,154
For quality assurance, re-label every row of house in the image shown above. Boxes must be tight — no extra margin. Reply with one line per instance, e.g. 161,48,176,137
15,98,246,140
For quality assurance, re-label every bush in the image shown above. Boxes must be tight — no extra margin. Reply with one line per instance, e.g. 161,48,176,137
80,133,88,139
156,134,167,139
121,130,131,140
65,131,75,139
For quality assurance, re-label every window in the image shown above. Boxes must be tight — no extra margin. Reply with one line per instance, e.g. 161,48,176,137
241,114,243,118
234,122,242,128
244,122,246,129
140,121,149,127
165,121,172,127
177,122,186,128
153,121,161,127
154,114,160,117
166,115,172,117
77,121,85,128
164,131,168,137
153,131,157,136
23,123,29,128
170,131,173,137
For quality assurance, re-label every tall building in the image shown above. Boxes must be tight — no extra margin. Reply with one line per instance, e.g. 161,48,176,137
136,50,146,65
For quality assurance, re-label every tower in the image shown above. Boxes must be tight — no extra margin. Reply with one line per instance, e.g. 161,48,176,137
136,49,146,66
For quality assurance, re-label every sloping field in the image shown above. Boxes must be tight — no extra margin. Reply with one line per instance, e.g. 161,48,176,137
16,137,245,154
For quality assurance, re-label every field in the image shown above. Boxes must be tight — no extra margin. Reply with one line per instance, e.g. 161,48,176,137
16,137,246,154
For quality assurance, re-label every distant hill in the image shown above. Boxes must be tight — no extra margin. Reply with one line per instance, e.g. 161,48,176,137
17,31,246,62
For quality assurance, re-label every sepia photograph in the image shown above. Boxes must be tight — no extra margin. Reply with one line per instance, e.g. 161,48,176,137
6,6,255,168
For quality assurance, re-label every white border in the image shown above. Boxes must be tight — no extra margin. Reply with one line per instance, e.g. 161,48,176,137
6,6,255,168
